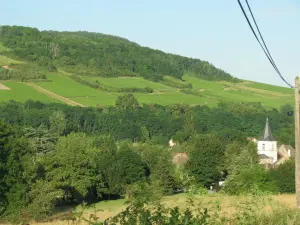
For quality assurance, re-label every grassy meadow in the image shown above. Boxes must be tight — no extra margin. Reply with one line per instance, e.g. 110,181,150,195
0,82,59,103
35,75,119,106
85,76,176,91
14,193,299,225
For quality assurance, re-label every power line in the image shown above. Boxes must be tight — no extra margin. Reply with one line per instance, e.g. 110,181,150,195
237,0,293,88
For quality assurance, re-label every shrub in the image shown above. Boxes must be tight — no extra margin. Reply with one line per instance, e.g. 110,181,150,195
223,165,278,195
269,159,295,193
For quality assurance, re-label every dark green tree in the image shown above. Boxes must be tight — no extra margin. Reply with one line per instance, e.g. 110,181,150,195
186,134,225,187
116,93,140,111
269,159,295,193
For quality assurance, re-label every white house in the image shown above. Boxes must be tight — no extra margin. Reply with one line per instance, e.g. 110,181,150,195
257,118,278,164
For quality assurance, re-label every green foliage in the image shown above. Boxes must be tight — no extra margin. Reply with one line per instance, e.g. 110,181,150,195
23,124,57,154
25,180,63,221
225,142,258,176
269,159,295,193
186,134,225,187
138,144,178,194
49,110,66,136
46,132,97,200
0,96,296,222
223,165,278,195
116,93,140,111
0,26,237,82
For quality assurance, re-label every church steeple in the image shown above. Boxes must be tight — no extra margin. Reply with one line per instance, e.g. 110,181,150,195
260,118,275,141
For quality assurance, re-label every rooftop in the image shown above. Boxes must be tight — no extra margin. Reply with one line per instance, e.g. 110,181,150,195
260,118,276,141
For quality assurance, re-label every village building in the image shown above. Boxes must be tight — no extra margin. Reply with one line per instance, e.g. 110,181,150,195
256,118,294,167
172,152,189,166
247,137,258,143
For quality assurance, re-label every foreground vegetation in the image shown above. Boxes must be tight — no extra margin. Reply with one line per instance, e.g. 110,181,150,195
0,94,296,224
11,193,300,224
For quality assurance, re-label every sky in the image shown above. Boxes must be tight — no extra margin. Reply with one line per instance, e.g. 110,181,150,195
1,0,300,87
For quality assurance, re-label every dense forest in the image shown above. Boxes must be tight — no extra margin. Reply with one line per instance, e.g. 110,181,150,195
0,26,238,82
0,95,295,223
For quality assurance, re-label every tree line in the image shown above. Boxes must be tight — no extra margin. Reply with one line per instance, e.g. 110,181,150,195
0,95,295,223
0,26,238,82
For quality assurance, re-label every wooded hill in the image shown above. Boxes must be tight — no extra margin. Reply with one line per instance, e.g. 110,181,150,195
0,25,237,82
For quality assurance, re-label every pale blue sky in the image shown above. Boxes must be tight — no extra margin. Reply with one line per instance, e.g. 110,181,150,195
1,0,299,86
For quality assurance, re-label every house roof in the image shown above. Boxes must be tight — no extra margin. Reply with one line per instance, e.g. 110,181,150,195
279,144,295,158
259,118,276,141
258,154,270,159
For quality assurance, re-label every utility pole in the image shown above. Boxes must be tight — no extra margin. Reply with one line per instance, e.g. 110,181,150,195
295,77,300,208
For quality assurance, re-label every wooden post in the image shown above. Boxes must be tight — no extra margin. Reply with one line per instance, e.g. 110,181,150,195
295,77,300,208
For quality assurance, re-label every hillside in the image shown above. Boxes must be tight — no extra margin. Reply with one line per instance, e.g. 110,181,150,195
0,25,236,82
0,25,294,108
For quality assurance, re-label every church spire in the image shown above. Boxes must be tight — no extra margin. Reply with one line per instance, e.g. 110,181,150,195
260,118,275,141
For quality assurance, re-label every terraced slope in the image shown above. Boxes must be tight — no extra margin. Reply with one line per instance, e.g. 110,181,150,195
0,72,293,108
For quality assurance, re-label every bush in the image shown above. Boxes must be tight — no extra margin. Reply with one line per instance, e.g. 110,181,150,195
223,165,278,195
269,159,295,193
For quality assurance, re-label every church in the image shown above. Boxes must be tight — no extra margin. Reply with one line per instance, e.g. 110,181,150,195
256,118,295,167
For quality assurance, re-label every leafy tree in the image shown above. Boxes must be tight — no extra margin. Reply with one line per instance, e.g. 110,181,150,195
23,124,57,154
223,165,278,195
139,144,178,194
116,93,140,111
0,122,34,220
269,159,295,193
186,134,225,187
46,133,97,201
25,180,63,221
49,110,66,136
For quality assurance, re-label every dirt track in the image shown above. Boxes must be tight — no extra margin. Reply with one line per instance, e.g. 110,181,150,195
26,82,87,107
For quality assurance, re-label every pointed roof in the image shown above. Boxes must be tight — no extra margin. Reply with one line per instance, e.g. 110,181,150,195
260,118,276,141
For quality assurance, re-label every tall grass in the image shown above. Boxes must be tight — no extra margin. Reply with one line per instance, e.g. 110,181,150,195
25,192,300,225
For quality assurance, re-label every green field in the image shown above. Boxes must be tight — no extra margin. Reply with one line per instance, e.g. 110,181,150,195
85,76,175,91
182,75,293,108
0,82,59,103
135,91,217,106
245,81,294,95
0,73,293,108
36,75,119,106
